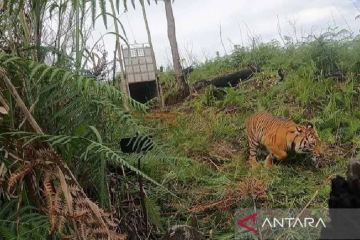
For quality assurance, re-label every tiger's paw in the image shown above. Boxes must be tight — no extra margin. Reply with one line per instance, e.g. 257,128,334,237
249,160,260,169
264,158,274,168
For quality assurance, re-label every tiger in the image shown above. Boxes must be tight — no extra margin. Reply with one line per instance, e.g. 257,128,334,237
245,111,323,168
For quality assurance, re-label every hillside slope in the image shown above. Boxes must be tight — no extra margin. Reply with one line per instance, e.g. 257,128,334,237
141,35,360,238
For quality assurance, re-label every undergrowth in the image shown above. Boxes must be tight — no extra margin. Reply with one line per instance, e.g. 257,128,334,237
2,13,360,238
142,27,360,238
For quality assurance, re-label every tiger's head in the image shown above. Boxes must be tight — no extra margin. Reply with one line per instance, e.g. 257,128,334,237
290,123,323,168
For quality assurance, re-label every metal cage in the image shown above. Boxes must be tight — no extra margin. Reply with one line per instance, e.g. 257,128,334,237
122,43,160,104
122,43,156,83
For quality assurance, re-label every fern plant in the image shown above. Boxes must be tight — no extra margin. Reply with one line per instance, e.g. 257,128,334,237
0,47,175,238
0,200,54,240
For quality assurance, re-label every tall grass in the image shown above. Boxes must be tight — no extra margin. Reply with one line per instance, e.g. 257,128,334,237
153,26,360,238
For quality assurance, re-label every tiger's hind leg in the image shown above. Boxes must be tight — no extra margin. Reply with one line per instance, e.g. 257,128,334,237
248,139,260,168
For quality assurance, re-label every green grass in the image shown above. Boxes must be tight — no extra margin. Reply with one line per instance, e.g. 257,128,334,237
143,75,355,236
138,28,360,238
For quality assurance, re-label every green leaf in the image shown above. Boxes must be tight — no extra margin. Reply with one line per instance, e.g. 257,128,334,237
98,0,108,29
91,0,97,25
116,0,121,13
30,64,45,79
2,56,21,65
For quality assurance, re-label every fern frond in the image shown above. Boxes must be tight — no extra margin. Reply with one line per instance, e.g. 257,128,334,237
102,13,128,41
7,160,42,194
98,0,107,29
0,200,18,221
5,130,177,198
84,140,177,197
0,201,50,239
91,0,97,26
0,52,146,112
123,0,128,11
107,31,129,48
131,0,136,9
116,0,121,13
0,227,16,239
57,216,68,237
42,170,56,234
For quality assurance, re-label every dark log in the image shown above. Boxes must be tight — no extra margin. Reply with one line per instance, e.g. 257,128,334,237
193,79,211,91
210,68,254,87
194,65,261,91
160,225,206,240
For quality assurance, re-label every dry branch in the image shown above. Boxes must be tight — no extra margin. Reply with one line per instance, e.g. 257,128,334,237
0,67,43,134
0,92,9,112
18,96,39,129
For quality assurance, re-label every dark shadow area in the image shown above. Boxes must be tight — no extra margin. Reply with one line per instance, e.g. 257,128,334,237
129,80,158,103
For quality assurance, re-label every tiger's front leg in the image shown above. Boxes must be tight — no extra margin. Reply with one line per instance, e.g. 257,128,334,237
264,154,274,167
265,148,287,167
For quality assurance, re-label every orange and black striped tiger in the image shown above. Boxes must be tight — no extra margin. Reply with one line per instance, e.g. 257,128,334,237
245,111,322,168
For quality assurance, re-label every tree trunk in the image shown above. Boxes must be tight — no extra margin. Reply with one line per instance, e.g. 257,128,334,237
141,1,165,107
109,0,130,111
164,0,190,98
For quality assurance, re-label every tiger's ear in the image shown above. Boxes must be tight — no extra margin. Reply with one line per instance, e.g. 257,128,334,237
295,126,303,134
306,123,314,129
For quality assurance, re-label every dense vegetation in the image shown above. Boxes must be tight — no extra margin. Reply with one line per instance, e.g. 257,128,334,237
153,27,360,239
1,0,360,239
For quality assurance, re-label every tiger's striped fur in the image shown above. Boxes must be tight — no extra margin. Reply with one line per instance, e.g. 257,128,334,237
245,111,322,168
